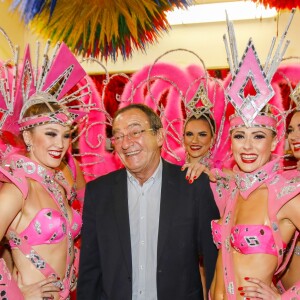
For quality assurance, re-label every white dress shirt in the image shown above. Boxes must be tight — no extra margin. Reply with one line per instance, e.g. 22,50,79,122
127,160,162,300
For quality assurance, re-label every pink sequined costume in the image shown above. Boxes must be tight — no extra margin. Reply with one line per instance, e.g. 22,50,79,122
210,157,300,299
1,154,82,299
209,9,300,300
0,27,90,299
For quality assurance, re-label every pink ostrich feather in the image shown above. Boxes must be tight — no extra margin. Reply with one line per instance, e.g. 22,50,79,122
77,61,300,181
186,64,230,168
120,60,230,167
77,75,123,182
120,62,194,165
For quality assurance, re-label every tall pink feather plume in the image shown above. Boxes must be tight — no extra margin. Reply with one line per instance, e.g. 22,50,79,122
120,62,230,166
270,64,300,156
77,75,123,182
273,64,300,111
0,61,24,135
120,62,194,165
186,65,230,168
57,61,300,181
0,60,27,152
273,64,300,85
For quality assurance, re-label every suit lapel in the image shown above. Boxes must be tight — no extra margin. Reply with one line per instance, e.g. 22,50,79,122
157,161,177,261
113,170,132,276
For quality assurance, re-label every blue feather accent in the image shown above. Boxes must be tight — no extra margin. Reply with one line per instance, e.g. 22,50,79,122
10,0,57,24
49,0,57,18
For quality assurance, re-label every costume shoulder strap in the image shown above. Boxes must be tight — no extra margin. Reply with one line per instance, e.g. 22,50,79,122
268,170,300,215
0,154,29,198
210,168,234,216
266,171,300,274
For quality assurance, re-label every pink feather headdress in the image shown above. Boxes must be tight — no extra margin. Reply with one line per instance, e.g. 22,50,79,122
0,28,91,139
119,49,228,167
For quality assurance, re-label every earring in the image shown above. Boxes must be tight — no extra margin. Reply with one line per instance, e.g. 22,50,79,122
26,144,31,152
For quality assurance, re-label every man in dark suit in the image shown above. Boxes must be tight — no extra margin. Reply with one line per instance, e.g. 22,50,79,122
77,104,219,300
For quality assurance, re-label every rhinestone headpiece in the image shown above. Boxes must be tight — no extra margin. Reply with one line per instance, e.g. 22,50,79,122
0,29,91,135
224,10,295,132
185,81,216,135
18,92,82,131
290,81,300,110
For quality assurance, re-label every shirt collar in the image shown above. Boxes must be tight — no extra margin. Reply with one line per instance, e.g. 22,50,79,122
127,159,163,186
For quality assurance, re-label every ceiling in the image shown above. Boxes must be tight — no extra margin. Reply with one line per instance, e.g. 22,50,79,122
194,0,241,3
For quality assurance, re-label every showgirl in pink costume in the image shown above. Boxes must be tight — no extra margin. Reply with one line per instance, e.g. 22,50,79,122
0,31,90,300
209,10,300,300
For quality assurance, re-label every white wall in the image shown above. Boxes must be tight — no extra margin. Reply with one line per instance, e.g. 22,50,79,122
1,1,300,74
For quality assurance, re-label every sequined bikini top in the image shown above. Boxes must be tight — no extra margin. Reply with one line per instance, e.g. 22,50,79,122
1,154,82,299
0,154,82,248
9,208,81,248
211,220,287,256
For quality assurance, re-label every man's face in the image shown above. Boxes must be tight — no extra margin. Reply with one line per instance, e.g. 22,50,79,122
112,108,163,182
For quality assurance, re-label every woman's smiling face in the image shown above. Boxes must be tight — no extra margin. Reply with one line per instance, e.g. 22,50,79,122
23,123,71,170
231,126,276,173
183,118,214,163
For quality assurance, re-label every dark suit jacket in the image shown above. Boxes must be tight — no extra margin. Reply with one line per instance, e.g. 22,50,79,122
77,159,219,300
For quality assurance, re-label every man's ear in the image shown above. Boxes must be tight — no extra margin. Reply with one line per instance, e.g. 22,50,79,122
156,128,165,147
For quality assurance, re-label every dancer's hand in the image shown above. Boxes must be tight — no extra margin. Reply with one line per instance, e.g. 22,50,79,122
238,277,281,300
181,162,216,183
18,272,60,300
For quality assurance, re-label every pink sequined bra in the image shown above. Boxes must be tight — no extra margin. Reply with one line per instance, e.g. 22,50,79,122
9,208,81,248
0,154,82,299
211,220,287,256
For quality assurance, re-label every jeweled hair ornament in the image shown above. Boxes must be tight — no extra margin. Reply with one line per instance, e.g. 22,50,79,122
224,9,295,132
18,92,80,131
185,80,216,136
118,48,228,167
0,28,92,136
290,80,300,110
